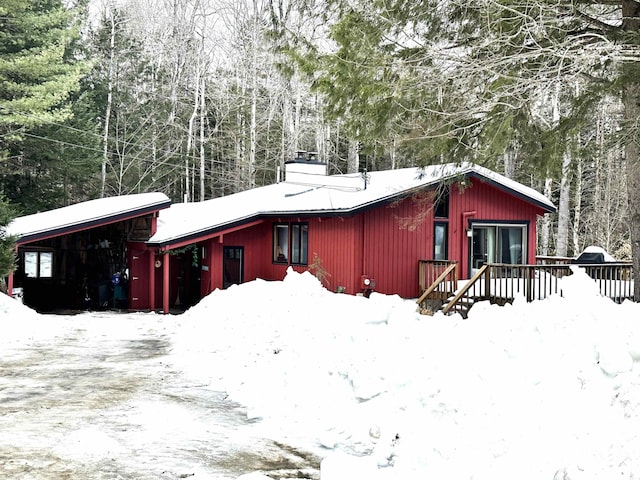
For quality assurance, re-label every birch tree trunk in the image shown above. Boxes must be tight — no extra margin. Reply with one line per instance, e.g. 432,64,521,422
249,0,258,190
572,153,583,255
347,139,359,174
539,176,553,256
185,67,200,203
199,76,206,201
556,149,572,257
101,2,116,198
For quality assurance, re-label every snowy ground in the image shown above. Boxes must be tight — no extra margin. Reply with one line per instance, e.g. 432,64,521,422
2,266,640,479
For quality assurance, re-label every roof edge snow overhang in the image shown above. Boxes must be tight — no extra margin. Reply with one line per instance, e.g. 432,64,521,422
15,199,172,246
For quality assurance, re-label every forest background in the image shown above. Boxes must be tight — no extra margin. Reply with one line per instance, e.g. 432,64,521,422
1,0,639,296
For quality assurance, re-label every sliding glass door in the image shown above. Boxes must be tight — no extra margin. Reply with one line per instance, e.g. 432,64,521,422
470,223,526,276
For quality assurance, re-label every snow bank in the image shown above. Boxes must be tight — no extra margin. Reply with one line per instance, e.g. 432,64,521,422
0,291,38,318
170,267,640,480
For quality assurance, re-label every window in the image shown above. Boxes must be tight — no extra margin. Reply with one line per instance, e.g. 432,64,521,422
291,223,308,265
24,250,53,279
273,222,308,265
434,222,448,260
434,187,449,218
273,224,289,262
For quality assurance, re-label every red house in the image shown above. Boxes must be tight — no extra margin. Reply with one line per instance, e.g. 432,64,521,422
143,161,555,313
4,161,555,314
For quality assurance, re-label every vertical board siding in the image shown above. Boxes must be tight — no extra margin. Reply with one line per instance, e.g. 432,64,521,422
363,193,434,298
306,216,359,293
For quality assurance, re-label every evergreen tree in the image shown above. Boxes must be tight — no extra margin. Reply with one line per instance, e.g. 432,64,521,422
0,0,91,211
0,196,16,280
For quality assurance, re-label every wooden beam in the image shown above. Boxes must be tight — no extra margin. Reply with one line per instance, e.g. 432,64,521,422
162,252,170,314
149,251,156,312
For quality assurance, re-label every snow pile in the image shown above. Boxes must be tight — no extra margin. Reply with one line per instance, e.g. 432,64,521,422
0,290,37,318
0,289,53,342
170,267,640,480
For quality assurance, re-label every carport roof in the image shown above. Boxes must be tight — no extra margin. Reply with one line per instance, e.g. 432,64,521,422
6,192,171,245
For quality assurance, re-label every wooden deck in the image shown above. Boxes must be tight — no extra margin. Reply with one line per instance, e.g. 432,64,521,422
418,260,635,317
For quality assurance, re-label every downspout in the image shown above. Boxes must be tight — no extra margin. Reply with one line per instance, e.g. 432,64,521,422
462,211,476,278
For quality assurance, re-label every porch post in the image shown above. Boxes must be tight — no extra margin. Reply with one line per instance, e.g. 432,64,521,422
162,251,170,314
149,250,156,312
7,271,13,297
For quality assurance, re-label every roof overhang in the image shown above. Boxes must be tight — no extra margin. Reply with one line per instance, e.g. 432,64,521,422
9,193,172,246
148,217,265,251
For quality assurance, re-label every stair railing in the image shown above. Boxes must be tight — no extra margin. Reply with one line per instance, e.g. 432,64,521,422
416,262,458,313
442,264,489,316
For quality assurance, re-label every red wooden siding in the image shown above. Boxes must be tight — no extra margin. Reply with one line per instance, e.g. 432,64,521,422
362,194,435,298
304,216,361,294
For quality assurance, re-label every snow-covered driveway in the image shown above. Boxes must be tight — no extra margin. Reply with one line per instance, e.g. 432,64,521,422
0,311,319,479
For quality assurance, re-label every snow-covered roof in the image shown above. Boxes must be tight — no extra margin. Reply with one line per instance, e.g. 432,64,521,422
149,163,555,248
7,192,171,245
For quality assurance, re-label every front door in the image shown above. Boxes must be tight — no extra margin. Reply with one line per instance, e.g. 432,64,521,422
128,248,150,310
223,247,244,289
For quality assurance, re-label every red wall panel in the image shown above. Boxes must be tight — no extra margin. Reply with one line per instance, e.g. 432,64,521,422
362,193,435,298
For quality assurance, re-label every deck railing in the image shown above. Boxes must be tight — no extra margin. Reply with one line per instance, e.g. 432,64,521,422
417,262,458,314
418,261,635,317
418,260,458,292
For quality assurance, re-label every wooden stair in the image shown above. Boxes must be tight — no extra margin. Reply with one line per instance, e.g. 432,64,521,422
418,264,488,319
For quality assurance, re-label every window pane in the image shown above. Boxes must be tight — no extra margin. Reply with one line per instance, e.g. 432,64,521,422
291,224,300,263
434,223,447,260
498,227,523,264
291,224,308,265
39,252,53,278
434,188,449,218
274,224,288,262
24,252,38,278
471,226,496,271
300,224,308,265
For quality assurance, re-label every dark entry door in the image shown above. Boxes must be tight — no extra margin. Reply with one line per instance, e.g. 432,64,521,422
223,247,244,289
128,248,150,310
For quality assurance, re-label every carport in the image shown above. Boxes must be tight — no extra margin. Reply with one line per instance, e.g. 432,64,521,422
5,193,170,312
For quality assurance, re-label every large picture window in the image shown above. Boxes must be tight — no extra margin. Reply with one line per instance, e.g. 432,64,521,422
273,222,308,265
24,250,53,279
